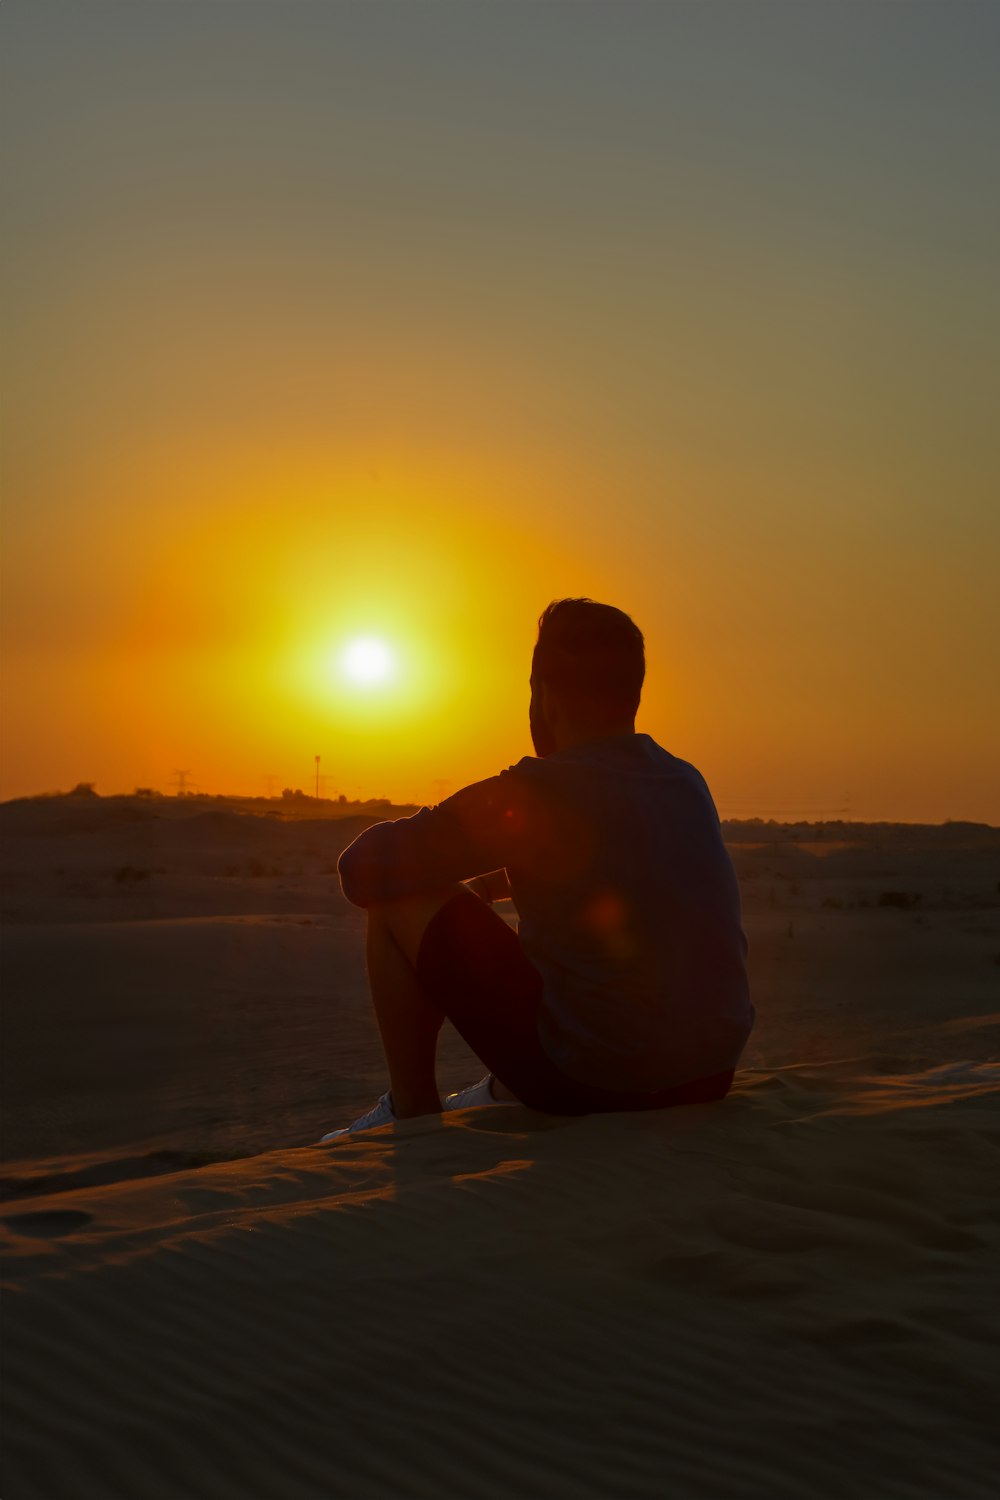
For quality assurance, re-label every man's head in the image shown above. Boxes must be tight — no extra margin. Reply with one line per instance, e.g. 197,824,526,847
530,598,645,757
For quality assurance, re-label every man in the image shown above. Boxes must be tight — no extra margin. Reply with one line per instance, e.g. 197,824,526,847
322,598,752,1139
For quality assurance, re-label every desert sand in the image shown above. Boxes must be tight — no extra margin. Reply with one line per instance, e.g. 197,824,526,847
1,795,998,1499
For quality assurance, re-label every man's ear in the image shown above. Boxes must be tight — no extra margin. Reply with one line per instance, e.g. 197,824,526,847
543,682,573,738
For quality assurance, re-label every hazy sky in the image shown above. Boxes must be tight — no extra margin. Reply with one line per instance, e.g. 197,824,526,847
3,1,999,820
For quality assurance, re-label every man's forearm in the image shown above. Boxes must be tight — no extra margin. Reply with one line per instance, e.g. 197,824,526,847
338,774,525,908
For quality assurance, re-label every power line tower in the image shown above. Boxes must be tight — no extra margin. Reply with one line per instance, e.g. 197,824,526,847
261,774,278,798
314,755,321,799
171,769,193,797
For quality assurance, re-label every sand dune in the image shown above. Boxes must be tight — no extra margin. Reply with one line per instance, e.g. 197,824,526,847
3,1064,999,1499
2,802,998,1497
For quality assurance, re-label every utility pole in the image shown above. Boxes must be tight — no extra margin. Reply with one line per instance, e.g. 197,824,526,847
315,755,321,800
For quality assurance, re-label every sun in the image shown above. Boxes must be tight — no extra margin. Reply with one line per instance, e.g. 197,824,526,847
341,635,395,687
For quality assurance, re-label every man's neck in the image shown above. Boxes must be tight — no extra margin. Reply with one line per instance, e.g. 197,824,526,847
552,722,636,753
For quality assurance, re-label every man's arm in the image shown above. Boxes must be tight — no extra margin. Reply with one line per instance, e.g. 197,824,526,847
337,771,536,908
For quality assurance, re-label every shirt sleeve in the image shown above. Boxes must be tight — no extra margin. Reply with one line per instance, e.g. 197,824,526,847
337,766,543,908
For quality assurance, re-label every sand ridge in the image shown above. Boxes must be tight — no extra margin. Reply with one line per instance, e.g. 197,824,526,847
3,1063,999,1499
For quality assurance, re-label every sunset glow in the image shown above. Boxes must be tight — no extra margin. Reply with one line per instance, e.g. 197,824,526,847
3,5,998,821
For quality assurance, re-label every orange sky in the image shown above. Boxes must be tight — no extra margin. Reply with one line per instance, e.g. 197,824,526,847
3,4,998,822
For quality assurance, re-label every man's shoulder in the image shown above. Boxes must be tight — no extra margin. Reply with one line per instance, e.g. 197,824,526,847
440,760,551,826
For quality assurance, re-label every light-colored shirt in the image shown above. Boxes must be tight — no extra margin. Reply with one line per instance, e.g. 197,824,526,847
338,732,752,1090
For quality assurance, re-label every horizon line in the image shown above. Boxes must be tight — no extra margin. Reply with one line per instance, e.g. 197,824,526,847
1,786,996,832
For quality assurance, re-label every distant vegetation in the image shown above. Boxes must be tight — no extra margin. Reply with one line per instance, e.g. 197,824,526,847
8,786,401,810
877,891,923,909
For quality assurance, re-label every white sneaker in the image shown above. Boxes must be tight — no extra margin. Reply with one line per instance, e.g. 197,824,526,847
443,1075,518,1111
320,1090,397,1142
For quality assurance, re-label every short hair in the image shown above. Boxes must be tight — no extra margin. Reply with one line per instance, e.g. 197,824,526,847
531,598,645,718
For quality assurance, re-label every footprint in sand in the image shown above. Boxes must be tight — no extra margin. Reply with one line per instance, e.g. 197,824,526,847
4,1210,92,1238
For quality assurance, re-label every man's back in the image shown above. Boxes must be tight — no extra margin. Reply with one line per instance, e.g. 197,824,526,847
503,732,752,1090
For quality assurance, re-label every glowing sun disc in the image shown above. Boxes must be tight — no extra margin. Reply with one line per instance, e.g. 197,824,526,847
342,636,394,685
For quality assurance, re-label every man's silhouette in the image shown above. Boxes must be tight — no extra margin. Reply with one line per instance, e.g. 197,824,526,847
322,599,752,1138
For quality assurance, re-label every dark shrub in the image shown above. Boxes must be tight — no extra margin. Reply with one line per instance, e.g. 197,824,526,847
878,890,922,909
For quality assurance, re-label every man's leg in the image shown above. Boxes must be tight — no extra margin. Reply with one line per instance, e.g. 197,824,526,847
364,886,462,1118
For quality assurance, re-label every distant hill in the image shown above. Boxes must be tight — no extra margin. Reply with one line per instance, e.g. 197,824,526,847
0,791,421,830
721,819,998,849
1,793,995,845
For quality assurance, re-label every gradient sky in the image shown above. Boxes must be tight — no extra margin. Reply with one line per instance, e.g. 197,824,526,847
3,1,998,820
